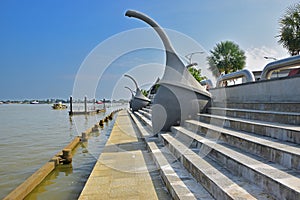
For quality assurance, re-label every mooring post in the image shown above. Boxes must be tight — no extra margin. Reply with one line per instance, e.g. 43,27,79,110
69,96,73,115
84,96,87,114
82,132,88,141
93,98,96,111
61,149,72,164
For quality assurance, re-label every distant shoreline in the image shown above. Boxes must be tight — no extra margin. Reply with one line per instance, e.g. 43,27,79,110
0,99,129,104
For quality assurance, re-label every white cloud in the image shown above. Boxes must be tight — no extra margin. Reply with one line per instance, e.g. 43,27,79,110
245,45,289,71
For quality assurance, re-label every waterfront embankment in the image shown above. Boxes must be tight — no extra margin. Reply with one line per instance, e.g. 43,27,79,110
78,110,170,199
0,103,126,199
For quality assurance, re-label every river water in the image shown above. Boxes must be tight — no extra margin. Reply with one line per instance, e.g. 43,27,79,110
0,103,127,199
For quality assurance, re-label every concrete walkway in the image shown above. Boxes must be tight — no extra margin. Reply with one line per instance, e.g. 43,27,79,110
78,110,159,200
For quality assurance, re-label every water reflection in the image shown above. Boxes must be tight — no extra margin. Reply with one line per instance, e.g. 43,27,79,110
56,164,74,176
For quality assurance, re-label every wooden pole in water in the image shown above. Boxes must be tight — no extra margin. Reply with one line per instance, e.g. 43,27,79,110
93,98,95,111
84,96,87,114
69,96,73,115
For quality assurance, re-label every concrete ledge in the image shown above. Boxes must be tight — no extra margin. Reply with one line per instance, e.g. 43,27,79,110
3,161,55,200
64,136,81,151
3,117,100,200
210,76,300,103
4,136,82,200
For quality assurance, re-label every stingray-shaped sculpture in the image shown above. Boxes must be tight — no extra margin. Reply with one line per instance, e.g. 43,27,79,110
125,10,211,133
124,86,135,110
124,74,151,112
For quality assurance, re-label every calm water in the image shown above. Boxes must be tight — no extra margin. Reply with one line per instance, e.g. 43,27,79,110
0,103,127,199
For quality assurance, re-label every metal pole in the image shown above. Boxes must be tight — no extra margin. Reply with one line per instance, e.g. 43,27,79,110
84,96,87,113
69,96,73,115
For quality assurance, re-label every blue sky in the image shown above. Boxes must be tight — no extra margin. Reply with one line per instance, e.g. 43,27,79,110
0,0,298,100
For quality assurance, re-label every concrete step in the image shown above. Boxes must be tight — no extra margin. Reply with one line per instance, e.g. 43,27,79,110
212,102,300,113
184,119,300,170
161,133,272,200
134,111,153,131
142,107,152,114
198,113,300,144
209,107,300,125
138,109,152,120
170,126,300,200
147,142,214,200
128,110,153,139
129,110,213,199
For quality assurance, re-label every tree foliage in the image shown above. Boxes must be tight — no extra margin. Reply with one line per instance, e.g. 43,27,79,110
141,89,148,97
278,3,300,55
207,41,246,77
188,67,206,82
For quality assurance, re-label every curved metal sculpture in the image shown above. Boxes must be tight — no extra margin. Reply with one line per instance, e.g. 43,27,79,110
216,69,255,87
124,74,150,112
124,86,135,110
125,10,211,133
260,55,300,80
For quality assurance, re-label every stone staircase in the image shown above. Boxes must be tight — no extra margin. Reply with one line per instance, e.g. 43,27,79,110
129,101,300,200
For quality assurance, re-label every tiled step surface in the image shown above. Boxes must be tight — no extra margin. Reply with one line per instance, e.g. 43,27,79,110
171,126,300,200
185,119,300,170
161,133,272,200
198,113,300,144
209,107,300,125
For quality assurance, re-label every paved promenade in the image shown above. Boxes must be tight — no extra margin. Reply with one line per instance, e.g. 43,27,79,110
78,110,159,200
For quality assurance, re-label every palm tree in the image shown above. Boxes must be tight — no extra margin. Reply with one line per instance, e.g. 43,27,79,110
277,3,300,56
207,41,246,77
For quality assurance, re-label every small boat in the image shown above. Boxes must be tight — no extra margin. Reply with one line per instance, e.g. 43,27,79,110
96,108,106,113
30,100,39,104
52,102,67,110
